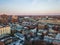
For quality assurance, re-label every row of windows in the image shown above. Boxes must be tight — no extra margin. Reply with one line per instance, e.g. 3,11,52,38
0,27,11,35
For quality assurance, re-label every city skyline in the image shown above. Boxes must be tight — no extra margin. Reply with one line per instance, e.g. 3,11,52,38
0,0,60,15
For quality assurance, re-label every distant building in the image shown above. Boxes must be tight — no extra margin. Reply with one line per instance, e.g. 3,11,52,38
0,41,5,45
11,15,18,23
0,25,11,36
0,14,9,24
12,15,18,19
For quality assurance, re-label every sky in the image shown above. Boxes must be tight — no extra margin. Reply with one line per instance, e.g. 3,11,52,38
0,0,60,15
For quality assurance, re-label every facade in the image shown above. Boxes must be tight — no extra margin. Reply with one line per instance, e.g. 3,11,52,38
0,41,5,45
38,24,45,29
11,15,18,23
0,26,11,36
0,14,9,24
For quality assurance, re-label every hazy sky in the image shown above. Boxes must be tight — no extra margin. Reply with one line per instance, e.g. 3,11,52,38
0,0,60,15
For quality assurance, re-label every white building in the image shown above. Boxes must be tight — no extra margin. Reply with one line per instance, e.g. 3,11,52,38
0,25,11,36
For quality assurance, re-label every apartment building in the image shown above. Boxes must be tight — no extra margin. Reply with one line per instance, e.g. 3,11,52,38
0,25,11,36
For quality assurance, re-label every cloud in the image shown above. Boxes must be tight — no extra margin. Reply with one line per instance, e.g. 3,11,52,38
48,0,57,2
32,0,38,6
